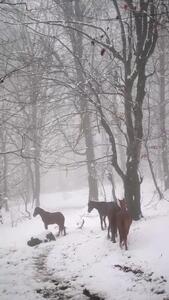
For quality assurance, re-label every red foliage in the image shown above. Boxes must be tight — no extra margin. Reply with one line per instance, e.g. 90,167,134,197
123,4,128,10
101,48,106,56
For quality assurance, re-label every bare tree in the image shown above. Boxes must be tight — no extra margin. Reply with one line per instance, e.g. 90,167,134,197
51,0,159,219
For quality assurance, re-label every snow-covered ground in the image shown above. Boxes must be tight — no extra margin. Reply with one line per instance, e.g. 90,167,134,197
0,182,169,300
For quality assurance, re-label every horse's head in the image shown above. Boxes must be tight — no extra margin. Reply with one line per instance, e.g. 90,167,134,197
119,199,128,211
88,201,94,213
33,207,41,217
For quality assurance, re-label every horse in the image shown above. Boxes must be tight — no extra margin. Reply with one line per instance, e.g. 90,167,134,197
33,207,66,236
88,201,118,232
116,199,132,250
107,203,120,242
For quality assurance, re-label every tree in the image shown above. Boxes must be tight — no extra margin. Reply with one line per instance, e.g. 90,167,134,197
1,0,168,220
157,21,169,190
52,0,159,219
35,0,161,218
61,0,159,219
51,0,99,201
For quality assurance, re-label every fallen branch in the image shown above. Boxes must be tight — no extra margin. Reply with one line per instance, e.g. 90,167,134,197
114,264,144,275
77,219,85,229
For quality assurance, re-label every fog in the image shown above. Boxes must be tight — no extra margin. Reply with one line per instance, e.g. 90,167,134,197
41,167,88,193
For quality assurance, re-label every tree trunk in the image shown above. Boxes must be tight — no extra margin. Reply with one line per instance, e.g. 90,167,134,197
3,151,9,211
124,72,144,220
62,0,99,201
34,157,40,207
1,106,9,211
159,34,169,190
83,112,98,201
33,128,40,207
124,159,141,220
32,83,41,207
145,143,163,200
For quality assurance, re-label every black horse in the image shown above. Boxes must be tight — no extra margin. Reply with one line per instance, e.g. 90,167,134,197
88,201,118,236
33,207,66,236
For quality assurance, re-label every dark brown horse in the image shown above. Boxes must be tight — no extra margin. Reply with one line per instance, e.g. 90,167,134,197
116,199,132,250
88,201,118,234
107,203,120,242
33,207,66,236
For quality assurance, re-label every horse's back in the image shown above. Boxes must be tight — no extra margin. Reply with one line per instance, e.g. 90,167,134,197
39,210,65,227
47,211,65,225
100,201,117,215
107,202,119,217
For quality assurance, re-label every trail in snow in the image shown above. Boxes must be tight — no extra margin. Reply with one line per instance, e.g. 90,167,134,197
1,185,169,300
32,243,86,300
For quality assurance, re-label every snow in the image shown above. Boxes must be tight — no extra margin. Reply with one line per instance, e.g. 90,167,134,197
0,182,169,299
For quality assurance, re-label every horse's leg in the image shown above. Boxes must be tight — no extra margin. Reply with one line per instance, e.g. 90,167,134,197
112,228,116,243
60,226,66,236
111,222,116,243
56,223,65,236
103,216,107,229
104,216,107,228
107,223,110,239
124,238,128,250
123,218,130,250
44,223,48,230
100,214,104,230
109,212,117,243
117,220,124,248
107,213,111,239
60,226,64,236
123,227,128,250
119,235,123,249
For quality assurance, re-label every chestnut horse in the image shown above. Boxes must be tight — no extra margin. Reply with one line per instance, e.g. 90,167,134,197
116,199,132,250
88,201,118,231
33,207,66,236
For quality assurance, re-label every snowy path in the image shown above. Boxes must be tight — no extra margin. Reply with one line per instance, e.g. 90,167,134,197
0,246,42,300
1,190,169,300
47,215,169,300
32,243,88,300
0,243,77,300
0,219,169,300
0,209,104,300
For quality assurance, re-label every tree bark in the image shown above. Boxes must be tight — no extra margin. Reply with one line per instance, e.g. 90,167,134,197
83,112,98,201
159,34,169,190
61,0,98,201
124,160,141,220
31,81,41,207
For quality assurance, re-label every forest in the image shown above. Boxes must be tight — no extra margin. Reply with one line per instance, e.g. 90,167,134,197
0,1,169,299
1,0,169,218
0,1,168,214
